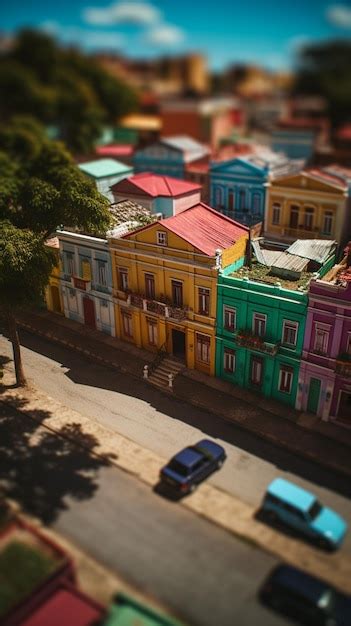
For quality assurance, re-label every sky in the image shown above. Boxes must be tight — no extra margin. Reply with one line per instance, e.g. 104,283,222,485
1,0,351,70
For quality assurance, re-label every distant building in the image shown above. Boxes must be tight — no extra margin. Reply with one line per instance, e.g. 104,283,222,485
78,158,133,201
111,172,201,218
133,136,210,179
271,117,330,161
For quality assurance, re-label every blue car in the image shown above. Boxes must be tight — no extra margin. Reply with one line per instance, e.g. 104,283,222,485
262,478,347,550
260,564,351,625
160,439,226,494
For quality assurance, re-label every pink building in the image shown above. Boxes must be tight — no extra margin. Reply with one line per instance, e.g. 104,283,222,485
297,247,351,426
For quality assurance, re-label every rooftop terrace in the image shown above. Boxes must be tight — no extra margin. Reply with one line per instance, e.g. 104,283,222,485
230,261,312,291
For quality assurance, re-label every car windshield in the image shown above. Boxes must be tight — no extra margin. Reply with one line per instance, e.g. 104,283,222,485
192,445,213,460
168,460,190,476
308,500,323,520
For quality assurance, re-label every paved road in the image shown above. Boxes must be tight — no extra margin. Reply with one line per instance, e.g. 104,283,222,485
1,331,351,554
0,403,285,626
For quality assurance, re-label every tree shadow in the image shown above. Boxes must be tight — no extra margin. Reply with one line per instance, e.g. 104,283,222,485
0,400,115,525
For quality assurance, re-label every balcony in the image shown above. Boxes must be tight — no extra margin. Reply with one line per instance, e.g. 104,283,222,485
335,353,351,378
234,330,279,355
283,226,331,240
127,292,188,321
71,276,91,291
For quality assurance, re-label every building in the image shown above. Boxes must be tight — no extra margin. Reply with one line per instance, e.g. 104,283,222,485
133,136,210,179
216,239,336,407
44,237,63,315
271,118,329,161
160,97,243,148
210,152,301,226
111,172,201,218
78,158,133,201
109,204,249,376
297,248,351,426
265,168,350,245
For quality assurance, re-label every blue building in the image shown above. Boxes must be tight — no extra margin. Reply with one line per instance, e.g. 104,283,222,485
133,136,209,179
271,127,317,161
210,152,299,226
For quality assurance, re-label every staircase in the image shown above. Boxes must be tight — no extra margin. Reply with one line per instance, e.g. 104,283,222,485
148,356,185,390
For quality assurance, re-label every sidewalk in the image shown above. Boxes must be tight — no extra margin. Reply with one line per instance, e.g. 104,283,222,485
12,309,351,478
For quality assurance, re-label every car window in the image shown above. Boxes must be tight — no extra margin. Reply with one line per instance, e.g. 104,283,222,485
168,460,190,476
192,459,206,472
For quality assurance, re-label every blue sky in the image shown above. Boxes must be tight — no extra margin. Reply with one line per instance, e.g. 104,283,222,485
1,1,351,70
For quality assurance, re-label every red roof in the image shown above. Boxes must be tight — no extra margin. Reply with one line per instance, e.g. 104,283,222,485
96,144,134,157
111,172,201,197
305,168,347,190
21,587,104,626
148,203,248,256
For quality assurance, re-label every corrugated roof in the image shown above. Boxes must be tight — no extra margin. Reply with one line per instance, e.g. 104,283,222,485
79,158,132,179
286,239,337,264
161,136,210,162
111,172,201,197
156,203,249,256
252,240,309,272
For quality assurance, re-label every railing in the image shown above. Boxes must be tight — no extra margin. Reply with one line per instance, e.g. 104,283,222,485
283,226,330,239
234,330,279,355
335,353,351,378
149,341,167,375
127,292,188,320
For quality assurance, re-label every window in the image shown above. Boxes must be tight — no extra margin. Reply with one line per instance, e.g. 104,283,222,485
198,288,210,315
97,261,107,286
253,312,267,337
65,252,75,276
196,334,210,363
322,211,333,235
228,190,235,213
272,202,281,225
81,258,91,281
145,273,155,299
171,280,183,306
279,366,294,393
147,319,158,345
224,306,236,331
122,311,133,337
118,267,128,292
252,193,261,214
250,357,263,386
313,326,329,354
304,207,314,231
224,348,235,373
239,189,246,210
157,231,167,246
282,320,298,347
215,187,223,208
289,205,299,229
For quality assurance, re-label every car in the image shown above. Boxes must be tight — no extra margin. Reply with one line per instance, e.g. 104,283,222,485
259,564,351,626
261,478,347,550
159,439,226,494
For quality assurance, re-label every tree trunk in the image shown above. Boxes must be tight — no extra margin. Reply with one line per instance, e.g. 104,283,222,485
7,311,27,387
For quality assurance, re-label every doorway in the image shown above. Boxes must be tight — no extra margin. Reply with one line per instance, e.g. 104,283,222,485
336,391,351,424
51,286,61,313
83,297,96,329
307,377,321,414
172,329,186,360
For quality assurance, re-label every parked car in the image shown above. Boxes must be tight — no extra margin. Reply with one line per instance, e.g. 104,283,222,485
159,439,226,494
260,564,351,626
261,478,347,550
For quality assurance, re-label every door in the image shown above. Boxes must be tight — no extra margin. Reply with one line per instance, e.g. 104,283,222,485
172,329,186,360
336,391,351,424
51,286,61,313
83,297,96,329
307,378,321,414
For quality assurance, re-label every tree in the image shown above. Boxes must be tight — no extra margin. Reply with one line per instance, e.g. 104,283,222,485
0,221,55,386
294,40,351,128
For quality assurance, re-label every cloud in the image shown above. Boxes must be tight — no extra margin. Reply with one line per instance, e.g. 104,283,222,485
326,4,351,28
144,24,185,46
83,1,161,26
39,22,125,50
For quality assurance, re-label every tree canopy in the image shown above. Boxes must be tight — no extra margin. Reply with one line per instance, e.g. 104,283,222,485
0,29,138,153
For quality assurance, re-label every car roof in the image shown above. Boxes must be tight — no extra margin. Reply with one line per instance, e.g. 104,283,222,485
173,447,203,469
194,439,224,456
270,565,330,603
267,478,316,512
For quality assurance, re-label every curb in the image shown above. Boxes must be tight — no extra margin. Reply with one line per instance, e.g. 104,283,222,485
16,320,351,480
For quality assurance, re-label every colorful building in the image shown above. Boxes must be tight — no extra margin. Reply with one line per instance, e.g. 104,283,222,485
216,239,336,407
59,231,116,336
210,152,300,226
133,136,210,179
109,204,249,376
111,172,201,218
78,158,133,201
45,237,63,315
297,250,351,425
265,168,350,245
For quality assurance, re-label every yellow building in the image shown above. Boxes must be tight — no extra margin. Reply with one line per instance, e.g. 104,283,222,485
109,204,249,376
45,237,63,314
265,169,349,244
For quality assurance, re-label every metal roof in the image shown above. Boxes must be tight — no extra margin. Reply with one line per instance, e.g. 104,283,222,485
79,158,132,179
286,239,337,264
111,172,201,197
161,136,210,162
252,240,309,272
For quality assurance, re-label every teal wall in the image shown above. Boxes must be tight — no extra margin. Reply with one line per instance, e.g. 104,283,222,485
215,274,308,407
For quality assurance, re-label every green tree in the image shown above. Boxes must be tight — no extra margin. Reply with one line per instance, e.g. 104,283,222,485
0,222,55,386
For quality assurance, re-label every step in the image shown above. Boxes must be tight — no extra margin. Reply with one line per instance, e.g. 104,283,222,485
161,362,184,372
149,373,168,384
155,365,180,375
149,378,169,389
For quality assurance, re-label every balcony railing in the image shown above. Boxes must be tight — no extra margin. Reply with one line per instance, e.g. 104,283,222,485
71,276,91,291
283,226,331,240
234,330,279,355
335,353,351,378
127,292,188,320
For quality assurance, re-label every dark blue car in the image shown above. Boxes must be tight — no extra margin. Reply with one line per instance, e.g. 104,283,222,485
160,439,226,494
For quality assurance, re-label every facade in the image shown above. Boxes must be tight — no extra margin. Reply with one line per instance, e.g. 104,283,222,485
210,152,299,226
78,158,133,201
271,127,317,161
59,231,116,337
297,254,351,425
45,237,63,315
111,172,201,218
265,169,350,245
133,136,210,179
109,204,249,376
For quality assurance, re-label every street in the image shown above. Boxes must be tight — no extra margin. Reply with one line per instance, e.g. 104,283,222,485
0,402,285,626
